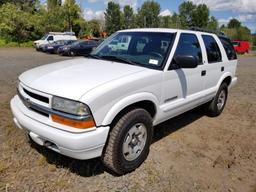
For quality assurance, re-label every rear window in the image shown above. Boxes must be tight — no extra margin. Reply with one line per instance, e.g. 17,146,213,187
220,37,237,60
202,35,222,63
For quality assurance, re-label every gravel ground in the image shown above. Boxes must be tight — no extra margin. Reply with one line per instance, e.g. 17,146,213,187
0,48,255,192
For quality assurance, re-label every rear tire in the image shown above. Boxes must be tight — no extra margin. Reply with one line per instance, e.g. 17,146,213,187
102,108,153,175
205,83,228,117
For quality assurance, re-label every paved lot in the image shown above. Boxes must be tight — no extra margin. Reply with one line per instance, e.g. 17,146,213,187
0,48,255,192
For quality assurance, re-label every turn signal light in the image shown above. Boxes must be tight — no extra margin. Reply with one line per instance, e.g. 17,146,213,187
51,115,95,129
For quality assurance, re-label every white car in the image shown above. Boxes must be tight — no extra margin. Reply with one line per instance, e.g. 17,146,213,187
11,28,238,175
34,32,77,51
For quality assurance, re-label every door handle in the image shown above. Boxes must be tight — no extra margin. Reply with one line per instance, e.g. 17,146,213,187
201,70,206,76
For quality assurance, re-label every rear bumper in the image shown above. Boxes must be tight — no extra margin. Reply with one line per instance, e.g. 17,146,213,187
10,96,109,160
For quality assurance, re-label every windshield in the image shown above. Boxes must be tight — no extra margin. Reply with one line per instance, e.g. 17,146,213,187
91,32,175,69
40,34,48,40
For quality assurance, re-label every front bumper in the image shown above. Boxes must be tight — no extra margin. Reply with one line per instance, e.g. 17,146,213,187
10,96,110,160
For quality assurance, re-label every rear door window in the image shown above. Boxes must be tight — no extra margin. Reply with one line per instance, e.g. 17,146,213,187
202,35,222,63
219,37,237,60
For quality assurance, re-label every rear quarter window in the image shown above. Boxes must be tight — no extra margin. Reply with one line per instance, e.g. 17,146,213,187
219,37,237,60
202,35,222,63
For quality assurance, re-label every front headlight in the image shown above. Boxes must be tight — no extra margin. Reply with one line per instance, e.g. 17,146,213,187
51,96,95,129
52,96,90,116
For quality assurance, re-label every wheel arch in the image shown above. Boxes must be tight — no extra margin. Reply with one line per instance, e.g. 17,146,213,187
217,73,232,89
101,92,159,127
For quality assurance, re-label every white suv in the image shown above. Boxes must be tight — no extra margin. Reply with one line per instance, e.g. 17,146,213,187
11,28,238,175
34,32,77,50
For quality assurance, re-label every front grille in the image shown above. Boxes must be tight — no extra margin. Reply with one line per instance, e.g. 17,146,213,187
30,107,49,117
23,88,49,103
18,90,49,118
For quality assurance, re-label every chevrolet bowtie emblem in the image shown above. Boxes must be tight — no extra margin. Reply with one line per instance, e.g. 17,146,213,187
25,98,31,108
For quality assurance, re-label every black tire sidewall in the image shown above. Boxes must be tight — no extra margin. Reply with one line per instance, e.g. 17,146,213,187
212,83,228,115
113,109,153,173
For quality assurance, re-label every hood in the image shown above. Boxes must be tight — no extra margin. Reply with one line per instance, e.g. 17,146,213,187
19,58,146,100
34,40,45,44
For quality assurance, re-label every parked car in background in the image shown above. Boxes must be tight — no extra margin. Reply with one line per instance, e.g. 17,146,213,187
232,40,250,54
44,40,76,54
34,32,77,51
58,40,99,56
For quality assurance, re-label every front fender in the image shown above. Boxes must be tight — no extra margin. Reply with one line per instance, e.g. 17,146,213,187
102,92,159,126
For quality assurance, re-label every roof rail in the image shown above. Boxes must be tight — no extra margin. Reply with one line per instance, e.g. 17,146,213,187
48,32,75,36
189,27,226,37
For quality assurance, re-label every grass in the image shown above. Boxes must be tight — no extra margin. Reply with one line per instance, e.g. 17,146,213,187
144,161,160,184
54,178,70,189
238,53,256,57
0,161,8,173
0,39,33,48
37,155,48,166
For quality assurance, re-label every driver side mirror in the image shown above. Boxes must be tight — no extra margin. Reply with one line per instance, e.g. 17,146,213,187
171,55,199,69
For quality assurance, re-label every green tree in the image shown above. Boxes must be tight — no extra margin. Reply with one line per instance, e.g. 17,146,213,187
228,18,241,29
237,26,251,41
191,4,209,28
171,13,181,28
252,34,256,46
159,16,173,28
47,0,61,11
221,26,251,41
179,1,196,28
105,1,122,34
63,0,81,32
221,28,238,40
43,6,65,32
123,5,135,29
137,1,160,28
88,19,101,37
0,0,38,12
207,16,218,30
0,3,34,44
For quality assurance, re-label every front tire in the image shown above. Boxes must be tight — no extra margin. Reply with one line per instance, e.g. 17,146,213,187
69,51,75,56
102,108,153,175
205,83,228,117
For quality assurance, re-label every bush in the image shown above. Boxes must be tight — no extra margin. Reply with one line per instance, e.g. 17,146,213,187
0,38,33,47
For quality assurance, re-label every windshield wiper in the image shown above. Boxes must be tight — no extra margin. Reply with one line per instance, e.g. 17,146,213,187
100,55,139,66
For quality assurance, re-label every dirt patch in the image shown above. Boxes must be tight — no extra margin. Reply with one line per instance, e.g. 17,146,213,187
0,49,255,192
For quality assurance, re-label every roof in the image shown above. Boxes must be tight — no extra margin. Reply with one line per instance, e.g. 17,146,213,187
119,28,217,36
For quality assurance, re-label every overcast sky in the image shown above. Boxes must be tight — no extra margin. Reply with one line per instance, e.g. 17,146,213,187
64,0,256,33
